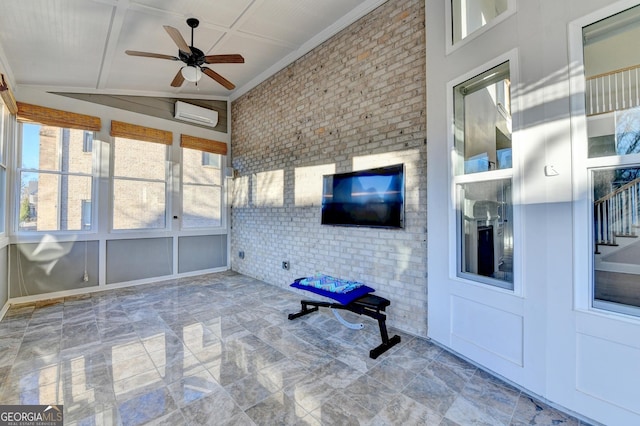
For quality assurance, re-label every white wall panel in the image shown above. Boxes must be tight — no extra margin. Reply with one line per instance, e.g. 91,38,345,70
576,333,640,416
451,295,523,366
427,0,640,424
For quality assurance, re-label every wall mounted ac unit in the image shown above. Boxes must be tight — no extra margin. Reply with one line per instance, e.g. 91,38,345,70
174,101,219,128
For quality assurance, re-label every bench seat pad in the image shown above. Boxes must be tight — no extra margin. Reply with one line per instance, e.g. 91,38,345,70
291,278,374,305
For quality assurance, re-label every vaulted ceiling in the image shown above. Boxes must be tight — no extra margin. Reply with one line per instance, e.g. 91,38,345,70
0,0,387,101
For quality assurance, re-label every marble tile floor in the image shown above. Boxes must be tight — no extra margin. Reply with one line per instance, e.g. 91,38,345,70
0,271,594,426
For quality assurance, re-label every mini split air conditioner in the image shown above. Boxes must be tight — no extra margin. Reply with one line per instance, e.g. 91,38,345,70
174,101,219,128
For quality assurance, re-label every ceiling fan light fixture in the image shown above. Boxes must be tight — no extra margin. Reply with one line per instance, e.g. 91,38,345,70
126,18,242,89
181,65,202,82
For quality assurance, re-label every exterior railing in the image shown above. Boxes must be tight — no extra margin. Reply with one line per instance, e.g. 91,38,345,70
594,177,640,248
586,64,640,116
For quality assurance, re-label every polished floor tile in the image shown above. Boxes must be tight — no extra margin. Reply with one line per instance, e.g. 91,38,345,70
0,271,594,425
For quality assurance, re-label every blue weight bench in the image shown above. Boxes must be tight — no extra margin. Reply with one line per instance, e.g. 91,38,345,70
288,277,401,359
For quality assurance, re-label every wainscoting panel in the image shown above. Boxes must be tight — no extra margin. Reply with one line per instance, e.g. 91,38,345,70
450,295,523,366
576,333,640,415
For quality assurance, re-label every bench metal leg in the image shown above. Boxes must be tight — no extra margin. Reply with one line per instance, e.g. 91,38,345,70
369,335,402,359
287,301,319,320
288,298,401,359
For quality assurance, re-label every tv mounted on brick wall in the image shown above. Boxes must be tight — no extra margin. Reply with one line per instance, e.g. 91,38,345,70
321,164,404,229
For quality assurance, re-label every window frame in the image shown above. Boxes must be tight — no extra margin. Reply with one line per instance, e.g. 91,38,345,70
445,0,517,55
446,50,522,294
14,122,98,234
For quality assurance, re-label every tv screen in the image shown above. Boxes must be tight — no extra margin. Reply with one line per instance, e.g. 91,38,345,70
321,164,404,228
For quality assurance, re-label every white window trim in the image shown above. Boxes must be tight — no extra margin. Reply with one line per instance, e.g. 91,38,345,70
445,0,517,56
446,48,523,296
569,0,640,321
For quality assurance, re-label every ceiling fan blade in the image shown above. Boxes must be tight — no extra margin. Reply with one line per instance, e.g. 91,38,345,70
125,50,180,61
202,68,235,90
170,69,185,87
163,25,192,54
204,54,245,64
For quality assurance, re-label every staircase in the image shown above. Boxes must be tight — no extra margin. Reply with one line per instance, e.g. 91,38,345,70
586,64,640,116
594,177,640,274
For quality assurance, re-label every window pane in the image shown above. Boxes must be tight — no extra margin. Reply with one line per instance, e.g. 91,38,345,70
458,178,513,289
182,147,223,229
584,4,640,157
19,172,92,231
18,123,96,233
454,62,511,175
21,124,93,173
182,184,221,228
112,137,167,230
22,124,59,170
593,167,640,312
113,138,166,179
452,0,509,44
113,180,166,230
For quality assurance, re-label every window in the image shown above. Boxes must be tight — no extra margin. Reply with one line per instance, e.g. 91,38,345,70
112,137,168,230
453,60,514,289
17,123,95,232
582,4,640,316
182,148,222,228
450,0,513,46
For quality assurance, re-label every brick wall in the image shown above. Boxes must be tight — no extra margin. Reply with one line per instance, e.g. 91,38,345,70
230,0,427,335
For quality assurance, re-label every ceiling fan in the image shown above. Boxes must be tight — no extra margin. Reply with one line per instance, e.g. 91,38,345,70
125,18,244,90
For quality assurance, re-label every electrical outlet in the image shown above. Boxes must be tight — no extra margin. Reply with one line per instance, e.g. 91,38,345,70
282,261,290,270
239,251,245,259
83,272,89,282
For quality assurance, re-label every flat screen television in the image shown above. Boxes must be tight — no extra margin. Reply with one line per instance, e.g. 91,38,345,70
321,164,404,228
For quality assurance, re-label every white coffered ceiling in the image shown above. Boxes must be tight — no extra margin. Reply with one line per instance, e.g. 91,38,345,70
0,0,387,100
